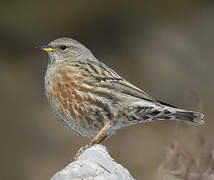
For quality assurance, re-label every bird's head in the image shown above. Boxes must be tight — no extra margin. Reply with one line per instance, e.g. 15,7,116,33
40,37,95,65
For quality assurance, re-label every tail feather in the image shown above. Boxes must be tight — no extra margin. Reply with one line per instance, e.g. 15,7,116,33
132,102,205,125
156,107,205,125
156,100,204,125
168,110,204,125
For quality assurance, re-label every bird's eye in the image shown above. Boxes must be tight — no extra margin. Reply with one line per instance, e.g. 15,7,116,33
60,45,67,51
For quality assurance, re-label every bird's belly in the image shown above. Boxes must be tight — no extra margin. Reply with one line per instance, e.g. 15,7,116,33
45,65,128,138
48,92,108,138
45,76,115,138
44,68,108,138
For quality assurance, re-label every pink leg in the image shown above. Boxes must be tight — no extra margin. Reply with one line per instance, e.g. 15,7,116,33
74,122,112,160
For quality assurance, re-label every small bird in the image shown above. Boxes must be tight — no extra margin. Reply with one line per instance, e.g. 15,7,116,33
41,37,204,158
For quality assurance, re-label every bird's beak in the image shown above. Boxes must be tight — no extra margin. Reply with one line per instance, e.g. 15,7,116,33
40,45,54,52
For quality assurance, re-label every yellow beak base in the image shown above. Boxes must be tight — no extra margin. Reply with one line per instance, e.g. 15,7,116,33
42,47,54,52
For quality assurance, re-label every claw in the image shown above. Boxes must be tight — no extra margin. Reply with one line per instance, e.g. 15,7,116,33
73,142,93,160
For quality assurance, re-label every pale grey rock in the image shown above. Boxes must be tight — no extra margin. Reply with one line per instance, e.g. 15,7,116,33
50,144,135,180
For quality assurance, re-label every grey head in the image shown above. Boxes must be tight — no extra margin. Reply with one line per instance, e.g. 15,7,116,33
41,37,97,65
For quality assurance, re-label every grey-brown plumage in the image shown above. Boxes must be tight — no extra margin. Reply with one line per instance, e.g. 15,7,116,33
41,37,204,157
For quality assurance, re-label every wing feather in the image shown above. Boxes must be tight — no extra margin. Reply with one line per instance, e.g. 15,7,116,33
86,60,160,104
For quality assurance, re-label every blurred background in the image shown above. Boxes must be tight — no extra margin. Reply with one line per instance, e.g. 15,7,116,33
0,1,214,179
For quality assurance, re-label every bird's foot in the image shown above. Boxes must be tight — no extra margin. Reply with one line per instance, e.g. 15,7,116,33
73,142,93,160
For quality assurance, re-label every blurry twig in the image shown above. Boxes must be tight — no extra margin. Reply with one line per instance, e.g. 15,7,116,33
158,141,214,180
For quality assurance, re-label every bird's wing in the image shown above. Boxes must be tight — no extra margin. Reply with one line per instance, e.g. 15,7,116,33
111,80,158,103
109,79,177,107
86,60,160,104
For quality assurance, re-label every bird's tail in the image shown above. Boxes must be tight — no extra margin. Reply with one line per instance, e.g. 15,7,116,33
132,102,205,125
156,106,205,125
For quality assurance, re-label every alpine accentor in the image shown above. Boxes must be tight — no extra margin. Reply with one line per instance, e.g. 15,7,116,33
41,37,204,158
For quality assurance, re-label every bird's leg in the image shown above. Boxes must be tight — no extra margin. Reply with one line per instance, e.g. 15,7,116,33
74,122,112,160
90,122,112,144
97,135,109,144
